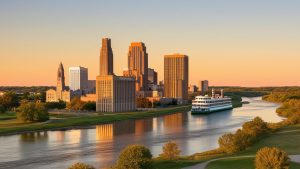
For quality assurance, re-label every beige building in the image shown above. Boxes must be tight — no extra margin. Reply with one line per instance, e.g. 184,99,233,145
96,38,136,112
46,62,71,102
81,94,97,102
164,54,189,104
123,42,148,92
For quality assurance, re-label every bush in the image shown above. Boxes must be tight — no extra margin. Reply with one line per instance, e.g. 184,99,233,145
67,97,84,110
0,91,19,110
159,141,181,160
16,102,49,122
255,147,289,169
113,145,153,169
0,105,5,113
82,102,96,111
242,117,269,138
45,100,66,110
68,162,95,169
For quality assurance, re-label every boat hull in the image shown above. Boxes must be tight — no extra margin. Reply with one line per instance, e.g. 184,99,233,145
191,106,233,115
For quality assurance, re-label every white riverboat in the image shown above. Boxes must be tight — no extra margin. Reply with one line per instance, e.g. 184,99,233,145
191,89,232,114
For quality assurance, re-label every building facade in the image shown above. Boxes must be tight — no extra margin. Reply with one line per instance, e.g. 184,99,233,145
69,66,88,91
164,54,189,104
199,80,209,93
96,38,136,112
148,68,158,85
46,62,71,102
123,42,148,92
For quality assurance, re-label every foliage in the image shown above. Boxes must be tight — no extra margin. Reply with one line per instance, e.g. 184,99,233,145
16,102,49,122
159,141,181,160
255,147,289,169
45,100,66,109
67,162,95,169
113,145,153,169
137,97,152,108
82,102,96,111
242,117,269,138
0,105,5,113
219,117,270,154
0,91,19,111
67,97,84,110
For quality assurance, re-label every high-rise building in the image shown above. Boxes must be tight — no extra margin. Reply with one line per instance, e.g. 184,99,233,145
100,38,113,76
148,68,158,85
69,66,88,91
96,38,136,112
123,42,148,92
164,54,189,104
199,80,209,93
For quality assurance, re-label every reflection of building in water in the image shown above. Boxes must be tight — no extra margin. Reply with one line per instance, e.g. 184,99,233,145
96,121,136,140
20,132,48,142
163,113,185,130
67,130,81,144
135,119,153,135
56,131,65,142
96,124,114,140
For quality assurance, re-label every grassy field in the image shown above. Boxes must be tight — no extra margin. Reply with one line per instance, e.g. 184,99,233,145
204,124,300,169
0,105,191,136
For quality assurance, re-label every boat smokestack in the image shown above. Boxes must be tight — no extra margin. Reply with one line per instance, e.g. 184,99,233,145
221,89,224,98
212,88,215,98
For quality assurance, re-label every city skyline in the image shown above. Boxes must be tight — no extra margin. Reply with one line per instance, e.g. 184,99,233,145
1,0,300,87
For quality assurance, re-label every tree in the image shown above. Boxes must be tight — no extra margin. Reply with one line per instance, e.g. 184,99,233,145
0,105,5,113
68,162,95,169
16,102,49,122
136,97,152,108
0,91,19,110
67,97,84,110
82,102,96,111
159,141,181,160
45,100,66,109
242,117,269,138
255,147,289,169
114,145,153,169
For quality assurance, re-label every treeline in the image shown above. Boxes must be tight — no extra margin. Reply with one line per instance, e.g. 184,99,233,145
0,86,52,93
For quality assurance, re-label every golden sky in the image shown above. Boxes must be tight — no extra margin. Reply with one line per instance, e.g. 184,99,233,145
0,0,300,87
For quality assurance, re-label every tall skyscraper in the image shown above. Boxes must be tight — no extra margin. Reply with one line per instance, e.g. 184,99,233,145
100,38,113,76
69,66,88,91
56,62,66,99
199,80,209,93
164,54,189,104
96,38,136,112
123,42,148,91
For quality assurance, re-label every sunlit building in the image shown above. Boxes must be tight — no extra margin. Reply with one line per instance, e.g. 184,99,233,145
164,54,189,104
46,62,71,102
69,66,88,91
96,38,136,112
123,42,148,92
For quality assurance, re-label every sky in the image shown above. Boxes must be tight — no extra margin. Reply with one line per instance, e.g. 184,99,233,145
0,0,300,87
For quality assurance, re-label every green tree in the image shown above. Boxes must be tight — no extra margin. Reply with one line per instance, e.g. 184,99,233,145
16,102,49,122
159,141,181,160
0,91,19,110
114,145,153,169
67,97,84,110
0,105,5,113
45,100,66,109
68,162,95,169
82,102,96,111
255,147,289,169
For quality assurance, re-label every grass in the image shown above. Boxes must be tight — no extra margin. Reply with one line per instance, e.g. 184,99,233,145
153,125,300,169
0,112,16,120
206,157,300,169
0,105,191,136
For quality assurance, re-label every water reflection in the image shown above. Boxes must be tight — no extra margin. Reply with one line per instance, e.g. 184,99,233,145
0,97,283,169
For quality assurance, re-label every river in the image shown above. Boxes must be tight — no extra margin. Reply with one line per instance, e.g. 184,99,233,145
0,97,282,169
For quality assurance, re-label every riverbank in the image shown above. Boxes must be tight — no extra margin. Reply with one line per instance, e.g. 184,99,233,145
0,105,191,136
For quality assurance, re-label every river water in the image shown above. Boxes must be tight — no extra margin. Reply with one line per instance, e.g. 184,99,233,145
0,97,282,169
